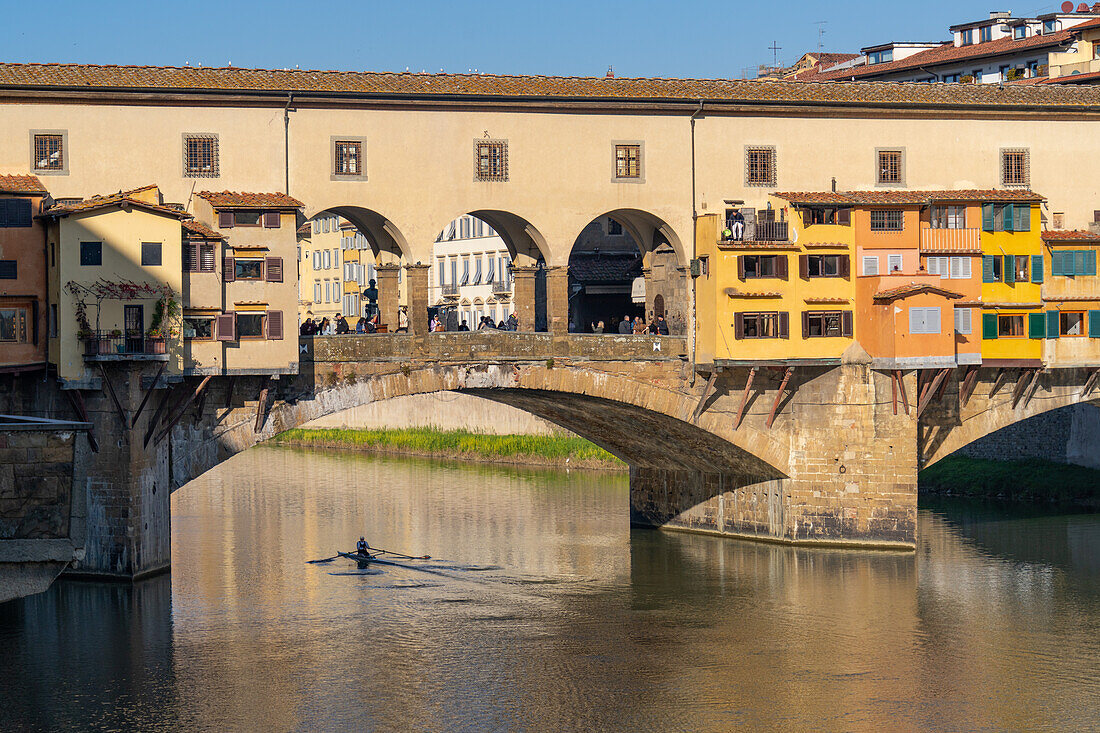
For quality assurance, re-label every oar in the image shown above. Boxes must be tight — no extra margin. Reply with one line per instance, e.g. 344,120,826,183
306,555,340,564
373,547,431,560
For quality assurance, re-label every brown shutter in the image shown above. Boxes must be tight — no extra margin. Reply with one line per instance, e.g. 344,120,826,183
182,243,193,272
778,311,789,339
737,256,745,280
216,312,236,341
201,243,216,272
218,211,234,229
799,255,809,279
266,310,283,340
223,255,235,281
263,211,280,228
802,311,809,339
837,208,851,226
265,256,283,282
841,311,853,338
776,255,788,280
733,313,744,340
802,209,812,228
839,254,851,279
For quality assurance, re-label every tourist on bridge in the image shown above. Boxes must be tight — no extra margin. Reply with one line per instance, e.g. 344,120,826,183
458,320,470,331
633,317,647,335
618,316,633,334
319,317,333,335
335,314,350,334
592,320,604,333
396,307,409,333
355,317,367,334
655,315,670,335
731,209,745,241
506,312,518,331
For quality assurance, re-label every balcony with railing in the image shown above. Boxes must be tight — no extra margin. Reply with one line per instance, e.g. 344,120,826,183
441,283,460,298
720,219,789,244
919,227,981,254
491,279,512,294
81,332,168,360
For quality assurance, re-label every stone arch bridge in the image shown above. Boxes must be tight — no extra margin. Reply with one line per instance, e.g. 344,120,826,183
5,333,1097,585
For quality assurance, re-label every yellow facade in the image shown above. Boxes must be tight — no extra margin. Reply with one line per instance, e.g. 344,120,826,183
979,203,1044,364
1040,233,1100,366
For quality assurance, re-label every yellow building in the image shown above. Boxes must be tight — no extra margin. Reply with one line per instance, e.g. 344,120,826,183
978,198,1045,366
297,213,393,328
1046,17,1100,81
45,185,186,384
1039,229,1100,366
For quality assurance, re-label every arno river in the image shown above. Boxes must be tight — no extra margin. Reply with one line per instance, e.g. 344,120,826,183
1,447,1098,731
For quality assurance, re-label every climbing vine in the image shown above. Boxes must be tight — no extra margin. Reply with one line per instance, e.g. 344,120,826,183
65,279,176,335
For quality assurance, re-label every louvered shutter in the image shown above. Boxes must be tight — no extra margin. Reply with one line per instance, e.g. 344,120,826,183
1016,204,1030,232
265,256,283,282
982,256,996,283
737,256,745,280
982,204,994,232
927,307,940,334
182,243,193,272
1004,255,1015,284
841,311,853,338
1076,250,1087,276
1087,250,1097,276
1046,310,1059,339
839,255,850,278
1028,313,1046,339
266,310,283,340
218,211,234,229
801,311,810,339
733,313,744,340
778,311,789,338
863,256,878,276
223,255,235,281
909,308,924,334
837,208,851,226
263,212,280,228
983,313,998,339
799,255,809,279
216,312,236,341
1031,255,1044,283
776,255,788,280
1003,204,1015,233
1090,311,1100,338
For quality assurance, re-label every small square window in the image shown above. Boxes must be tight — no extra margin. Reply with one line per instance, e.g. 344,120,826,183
33,134,64,171
614,144,641,179
745,146,776,187
184,134,219,178
1061,311,1086,336
0,307,28,343
141,242,162,267
0,260,16,279
1001,148,1029,187
475,140,508,182
334,140,363,176
80,241,102,266
876,149,904,186
998,314,1025,337
237,313,265,338
870,210,904,231
0,199,32,228
183,316,215,340
234,259,264,280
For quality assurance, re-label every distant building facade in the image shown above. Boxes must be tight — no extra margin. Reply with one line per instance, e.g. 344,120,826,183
0,174,49,374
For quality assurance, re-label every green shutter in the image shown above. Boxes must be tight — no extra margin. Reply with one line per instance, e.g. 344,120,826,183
1046,310,1059,339
1031,254,1044,283
1004,254,1015,284
1052,251,1064,277
1087,249,1097,276
1075,250,1087,277
1090,310,1100,338
1015,204,1030,232
983,312,999,339
1003,204,1015,232
982,255,996,283
982,204,995,232
1029,312,1047,339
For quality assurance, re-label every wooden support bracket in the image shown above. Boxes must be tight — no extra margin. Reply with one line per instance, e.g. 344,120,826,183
734,367,757,429
894,370,910,416
916,368,949,418
959,365,981,408
192,382,209,424
1022,368,1044,408
223,375,237,409
1081,368,1100,398
989,368,1008,399
154,377,212,446
254,376,272,433
933,367,952,402
130,361,166,429
143,383,177,448
766,367,794,428
97,363,128,429
1012,368,1038,409
692,370,718,423
65,390,99,453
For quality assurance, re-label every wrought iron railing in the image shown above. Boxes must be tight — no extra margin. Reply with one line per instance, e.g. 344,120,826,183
81,332,167,357
720,219,789,243
491,280,512,293
441,283,459,297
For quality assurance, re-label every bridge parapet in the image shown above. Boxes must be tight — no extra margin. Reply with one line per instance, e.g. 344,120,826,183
304,332,689,363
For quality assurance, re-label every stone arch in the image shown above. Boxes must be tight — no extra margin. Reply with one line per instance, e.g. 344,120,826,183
434,209,550,266
307,204,410,263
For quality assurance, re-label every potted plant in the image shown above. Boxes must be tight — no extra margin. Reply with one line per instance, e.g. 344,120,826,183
108,328,122,354
146,326,167,354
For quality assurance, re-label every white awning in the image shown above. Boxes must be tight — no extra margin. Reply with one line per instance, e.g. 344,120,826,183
631,276,646,304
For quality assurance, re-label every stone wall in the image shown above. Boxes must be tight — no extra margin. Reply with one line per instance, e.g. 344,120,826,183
955,402,1100,470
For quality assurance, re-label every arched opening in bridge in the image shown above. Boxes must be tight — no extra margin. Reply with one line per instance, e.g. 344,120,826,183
301,206,410,333
567,210,687,335
433,211,549,331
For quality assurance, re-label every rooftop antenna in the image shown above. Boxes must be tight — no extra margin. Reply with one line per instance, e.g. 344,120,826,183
814,21,827,52
768,41,782,68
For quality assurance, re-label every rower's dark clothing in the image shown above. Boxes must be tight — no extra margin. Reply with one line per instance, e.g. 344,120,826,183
356,540,370,555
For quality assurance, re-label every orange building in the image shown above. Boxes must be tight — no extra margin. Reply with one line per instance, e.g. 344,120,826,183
0,174,50,374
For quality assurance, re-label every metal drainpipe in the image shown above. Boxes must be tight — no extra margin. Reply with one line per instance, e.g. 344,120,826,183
283,94,294,195
689,100,704,385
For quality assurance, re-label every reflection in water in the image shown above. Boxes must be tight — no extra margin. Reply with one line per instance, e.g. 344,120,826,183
0,447,1097,731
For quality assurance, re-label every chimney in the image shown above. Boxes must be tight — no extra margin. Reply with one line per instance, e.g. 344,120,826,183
831,177,837,192
606,65,615,78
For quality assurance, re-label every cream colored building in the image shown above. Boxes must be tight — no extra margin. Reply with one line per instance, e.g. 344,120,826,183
432,214,513,327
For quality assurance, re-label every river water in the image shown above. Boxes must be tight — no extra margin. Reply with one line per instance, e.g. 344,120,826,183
1,447,1098,732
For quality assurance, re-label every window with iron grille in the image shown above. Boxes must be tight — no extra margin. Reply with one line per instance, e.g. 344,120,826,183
334,140,363,176
614,144,641,179
475,140,508,182
876,149,904,185
1001,148,1029,187
745,146,776,187
183,134,219,178
33,134,64,171
870,210,904,231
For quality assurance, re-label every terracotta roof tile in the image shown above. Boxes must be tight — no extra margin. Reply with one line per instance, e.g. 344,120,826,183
1041,229,1100,242
774,189,1044,205
4,62,1100,109
813,28,1080,81
873,283,964,301
182,219,223,239
196,191,304,209
44,187,189,219
0,174,47,194
1042,69,1100,84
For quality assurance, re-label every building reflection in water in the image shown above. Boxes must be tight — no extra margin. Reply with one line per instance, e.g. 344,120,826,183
0,446,1096,731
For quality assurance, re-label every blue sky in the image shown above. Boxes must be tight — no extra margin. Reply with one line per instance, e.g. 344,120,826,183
0,1,1072,78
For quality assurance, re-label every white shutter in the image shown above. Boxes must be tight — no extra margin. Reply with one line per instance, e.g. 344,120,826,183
955,307,972,334
956,257,972,279
888,254,903,273
927,258,940,276
314,282,321,302
862,256,879,276
322,250,330,269
486,255,495,283
313,251,321,269
909,308,925,334
927,307,940,334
